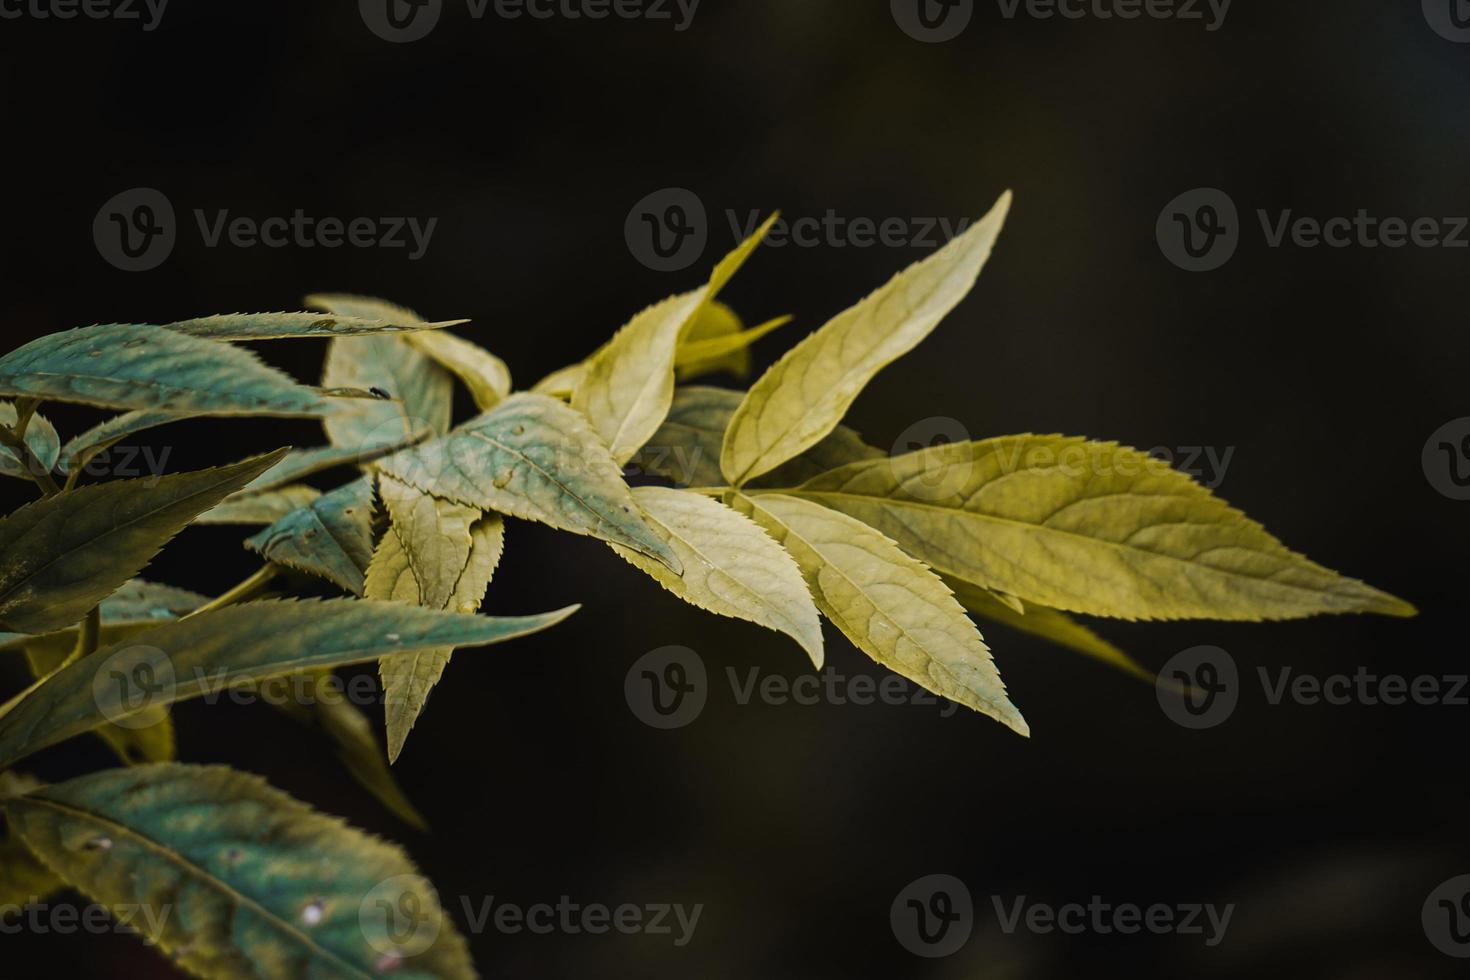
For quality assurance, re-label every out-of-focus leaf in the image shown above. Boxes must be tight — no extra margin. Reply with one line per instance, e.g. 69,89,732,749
530,362,584,399
378,393,680,572
0,772,62,909
0,324,329,417
0,401,60,483
610,487,823,667
0,450,287,634
0,598,578,769
165,311,467,341
404,330,512,411
246,478,376,595
57,411,183,476
5,764,477,978
24,634,176,765
675,308,792,382
722,193,1011,484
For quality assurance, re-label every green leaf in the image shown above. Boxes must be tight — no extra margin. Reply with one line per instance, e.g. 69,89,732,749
368,492,506,762
738,492,1027,735
377,393,681,572
165,311,468,341
0,401,60,483
4,764,476,978
58,411,183,476
0,325,330,417
272,671,428,830
0,450,287,634
610,487,823,667
0,578,208,652
195,485,322,526
676,308,792,382
235,428,435,495
721,193,1012,485
629,386,881,488
572,215,777,464
0,597,577,769
784,434,1415,622
404,330,512,411
246,478,376,595
943,576,1156,685
0,772,65,909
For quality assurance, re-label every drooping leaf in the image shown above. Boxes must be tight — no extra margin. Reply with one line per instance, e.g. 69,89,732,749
675,308,793,382
0,597,577,769
368,502,506,762
629,386,881,488
377,393,681,572
58,410,184,476
165,311,467,341
0,772,62,909
246,478,376,595
234,428,435,495
404,330,512,411
786,435,1415,622
195,485,323,526
572,216,778,463
530,362,585,399
0,324,329,417
0,578,208,653
0,450,287,634
0,401,60,483
272,671,428,829
610,487,823,667
4,764,476,978
943,576,1155,685
738,492,1028,735
721,193,1012,485
24,634,176,765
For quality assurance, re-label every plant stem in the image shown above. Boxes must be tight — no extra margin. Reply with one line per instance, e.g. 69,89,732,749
181,564,281,621
71,606,101,660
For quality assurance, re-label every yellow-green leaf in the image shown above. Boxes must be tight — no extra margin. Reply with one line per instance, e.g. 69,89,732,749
675,308,793,382
786,434,1415,622
0,325,330,417
0,772,61,909
0,450,287,634
377,393,680,572
572,215,778,464
234,428,435,495
610,487,823,667
404,330,512,411
944,576,1155,685
164,311,468,341
0,598,576,770
195,485,322,526
530,362,585,399
721,193,1012,485
4,764,476,978
737,492,1027,735
0,401,60,483
378,475,480,610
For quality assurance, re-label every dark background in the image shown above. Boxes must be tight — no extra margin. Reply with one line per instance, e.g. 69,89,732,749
2,1,1467,976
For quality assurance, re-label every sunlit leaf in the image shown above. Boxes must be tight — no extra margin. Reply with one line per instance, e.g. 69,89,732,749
738,492,1027,735
5,764,476,978
530,362,584,399
377,393,680,572
611,487,823,667
786,435,1415,622
246,478,376,595
0,450,287,634
0,598,577,769
722,193,1011,484
0,325,330,417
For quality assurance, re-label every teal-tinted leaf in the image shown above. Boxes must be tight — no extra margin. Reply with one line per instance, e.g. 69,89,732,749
5,764,476,978
0,578,208,653
236,428,435,495
195,485,322,526
165,311,468,341
58,411,183,476
0,598,577,769
0,325,329,417
0,451,288,634
246,478,376,595
378,393,681,572
0,401,60,483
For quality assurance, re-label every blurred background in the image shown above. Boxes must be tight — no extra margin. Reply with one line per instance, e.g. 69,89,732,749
2,1,1467,976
